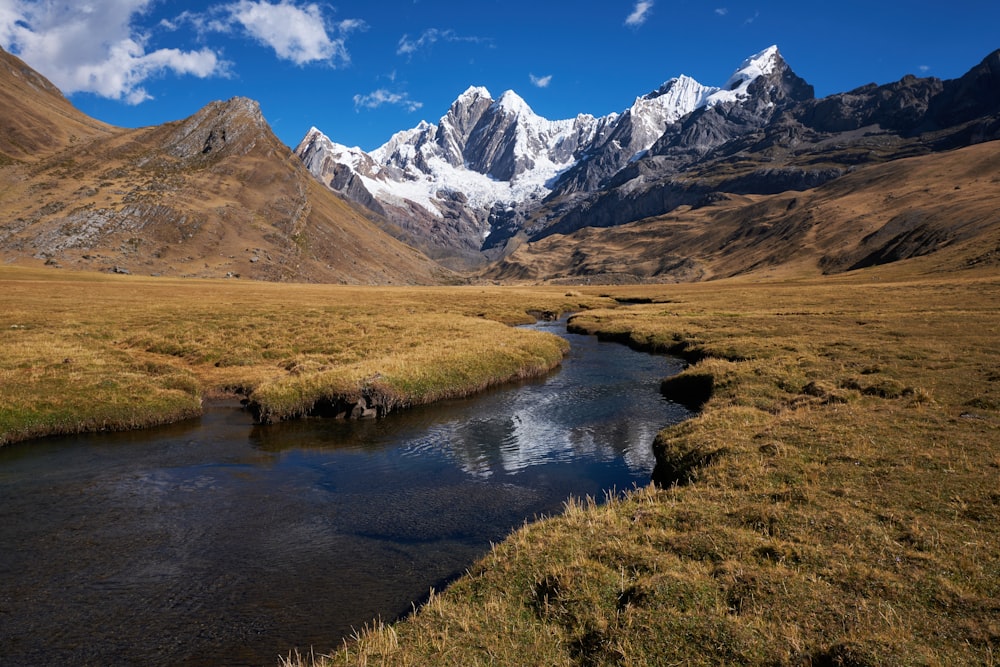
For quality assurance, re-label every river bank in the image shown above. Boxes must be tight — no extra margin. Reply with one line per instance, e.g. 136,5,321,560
4,265,998,665
298,270,999,666
1,318,687,666
0,267,607,447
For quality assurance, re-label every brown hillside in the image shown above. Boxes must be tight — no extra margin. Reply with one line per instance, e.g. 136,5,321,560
0,53,450,284
485,140,1000,283
0,48,115,160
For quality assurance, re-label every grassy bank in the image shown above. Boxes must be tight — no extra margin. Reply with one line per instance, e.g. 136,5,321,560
0,266,603,446
294,269,999,666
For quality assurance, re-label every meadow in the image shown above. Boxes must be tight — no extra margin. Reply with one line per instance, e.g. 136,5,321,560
0,266,599,446
2,263,997,665
289,266,999,666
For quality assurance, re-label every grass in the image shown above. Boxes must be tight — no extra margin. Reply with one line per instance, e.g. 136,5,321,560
0,266,604,446
3,264,998,665
284,269,999,666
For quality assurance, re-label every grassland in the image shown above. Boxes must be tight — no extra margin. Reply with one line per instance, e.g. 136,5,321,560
0,266,603,446
3,262,998,666
287,265,999,666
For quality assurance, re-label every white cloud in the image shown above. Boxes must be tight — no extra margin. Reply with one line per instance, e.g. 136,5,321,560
625,1,654,27
529,73,552,88
714,8,729,16
397,28,488,57
225,1,365,66
353,89,423,112
0,0,226,103
919,65,930,73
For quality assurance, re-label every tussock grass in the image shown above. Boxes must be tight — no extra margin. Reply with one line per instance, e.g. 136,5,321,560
0,266,602,446
294,271,999,666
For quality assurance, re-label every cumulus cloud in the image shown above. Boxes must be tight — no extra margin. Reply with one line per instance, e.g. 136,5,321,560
397,28,489,57
625,1,654,27
225,1,365,66
0,0,225,103
529,73,552,88
353,89,423,112
0,0,366,104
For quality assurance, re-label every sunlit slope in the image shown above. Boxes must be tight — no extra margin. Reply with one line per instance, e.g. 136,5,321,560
486,140,1000,283
0,48,116,161
0,49,450,284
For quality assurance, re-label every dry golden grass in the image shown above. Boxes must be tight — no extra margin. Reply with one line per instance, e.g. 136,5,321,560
292,268,999,666
0,265,606,446
3,262,998,665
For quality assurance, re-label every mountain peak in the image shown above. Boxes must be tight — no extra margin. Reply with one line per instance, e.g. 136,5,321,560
494,89,534,117
458,86,492,103
722,45,782,94
165,96,270,160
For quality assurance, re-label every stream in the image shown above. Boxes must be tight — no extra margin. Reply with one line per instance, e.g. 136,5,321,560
0,318,689,666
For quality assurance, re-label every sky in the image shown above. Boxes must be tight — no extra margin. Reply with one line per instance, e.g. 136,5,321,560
1,1,998,152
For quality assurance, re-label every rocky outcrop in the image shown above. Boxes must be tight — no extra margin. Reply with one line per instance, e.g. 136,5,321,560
161,97,269,161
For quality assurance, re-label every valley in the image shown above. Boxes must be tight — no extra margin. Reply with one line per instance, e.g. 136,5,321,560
1,40,999,667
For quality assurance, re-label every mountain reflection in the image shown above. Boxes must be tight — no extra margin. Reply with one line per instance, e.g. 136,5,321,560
248,319,687,480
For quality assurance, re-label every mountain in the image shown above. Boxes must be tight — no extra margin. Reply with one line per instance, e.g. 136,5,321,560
532,49,1000,245
0,48,450,284
297,86,615,269
483,138,1000,283
299,46,1000,276
297,46,812,267
5,43,996,286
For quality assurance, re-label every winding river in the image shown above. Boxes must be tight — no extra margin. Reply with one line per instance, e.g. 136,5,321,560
0,318,689,666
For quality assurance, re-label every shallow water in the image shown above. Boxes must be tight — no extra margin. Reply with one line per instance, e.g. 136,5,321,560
0,319,689,666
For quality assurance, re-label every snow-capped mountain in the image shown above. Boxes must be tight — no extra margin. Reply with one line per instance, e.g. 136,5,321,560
296,46,805,267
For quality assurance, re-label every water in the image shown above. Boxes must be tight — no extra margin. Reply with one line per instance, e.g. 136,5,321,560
0,319,689,666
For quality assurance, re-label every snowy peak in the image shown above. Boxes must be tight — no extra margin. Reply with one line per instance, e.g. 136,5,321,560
495,89,535,117
297,127,384,185
631,74,717,132
296,45,815,266
457,85,491,103
725,44,781,91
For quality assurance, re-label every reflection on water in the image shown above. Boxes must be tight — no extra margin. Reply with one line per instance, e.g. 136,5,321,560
0,319,689,666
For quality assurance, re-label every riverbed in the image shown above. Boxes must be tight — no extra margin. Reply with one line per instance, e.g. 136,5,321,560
0,318,689,666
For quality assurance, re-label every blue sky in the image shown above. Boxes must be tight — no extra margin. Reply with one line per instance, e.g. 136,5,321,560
2,1,998,152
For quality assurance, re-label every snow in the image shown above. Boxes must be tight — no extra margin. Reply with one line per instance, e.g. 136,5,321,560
495,89,534,117
299,46,785,228
708,44,781,105
459,85,492,101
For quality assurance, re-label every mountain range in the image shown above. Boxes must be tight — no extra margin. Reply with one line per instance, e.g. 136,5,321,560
1,45,998,284
297,46,1000,274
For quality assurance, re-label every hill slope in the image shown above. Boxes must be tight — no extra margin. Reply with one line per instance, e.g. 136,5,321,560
484,140,1000,283
0,48,450,284
0,49,115,160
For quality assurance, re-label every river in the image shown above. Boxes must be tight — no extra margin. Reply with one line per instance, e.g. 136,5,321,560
0,318,689,666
